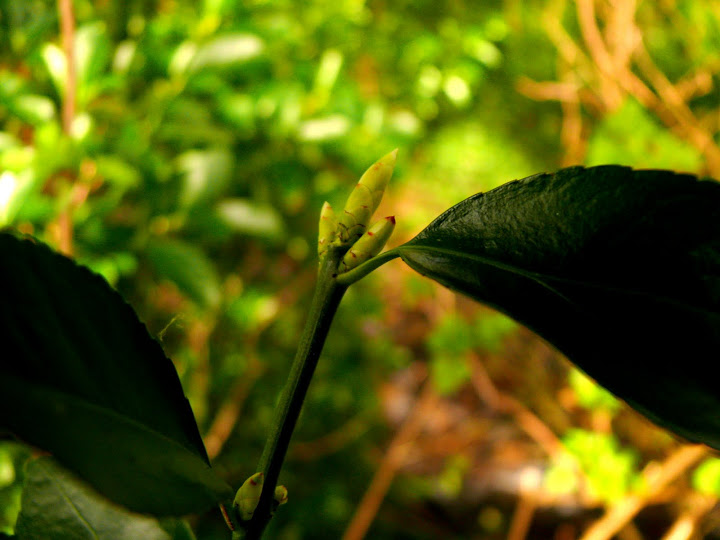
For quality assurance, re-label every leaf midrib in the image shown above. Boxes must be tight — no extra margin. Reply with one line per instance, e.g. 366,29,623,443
40,459,102,540
397,244,719,318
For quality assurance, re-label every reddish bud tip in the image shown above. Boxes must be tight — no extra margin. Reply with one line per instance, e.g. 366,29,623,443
250,473,263,486
386,216,396,224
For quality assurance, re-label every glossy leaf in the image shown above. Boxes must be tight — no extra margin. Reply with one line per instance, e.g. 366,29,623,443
396,166,720,449
0,233,232,515
15,458,175,540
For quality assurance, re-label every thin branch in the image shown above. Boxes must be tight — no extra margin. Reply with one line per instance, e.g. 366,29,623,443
575,0,624,109
237,248,348,539
290,414,370,461
51,0,77,255
579,444,708,540
507,470,541,540
516,78,581,102
342,380,437,540
204,356,265,460
57,0,76,134
633,46,720,175
559,68,585,165
470,354,565,460
661,493,717,540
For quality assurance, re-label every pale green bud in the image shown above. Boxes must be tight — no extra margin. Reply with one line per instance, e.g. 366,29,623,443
274,485,288,506
338,149,398,243
234,472,264,521
337,183,374,243
358,148,398,212
318,201,338,257
340,216,395,272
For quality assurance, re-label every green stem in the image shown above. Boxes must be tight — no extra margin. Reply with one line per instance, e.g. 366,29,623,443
234,247,348,539
335,248,400,286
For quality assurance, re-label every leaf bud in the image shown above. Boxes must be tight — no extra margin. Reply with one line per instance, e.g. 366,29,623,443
338,149,397,243
318,201,338,257
340,216,395,272
274,485,288,506
233,472,264,521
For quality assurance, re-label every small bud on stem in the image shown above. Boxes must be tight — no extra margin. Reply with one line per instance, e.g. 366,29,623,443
274,485,289,506
337,149,397,243
317,201,337,258
234,472,264,521
340,215,396,273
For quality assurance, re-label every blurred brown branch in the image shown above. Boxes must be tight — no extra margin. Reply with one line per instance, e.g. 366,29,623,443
57,0,76,135
579,444,709,540
49,0,79,255
519,0,720,176
342,376,437,540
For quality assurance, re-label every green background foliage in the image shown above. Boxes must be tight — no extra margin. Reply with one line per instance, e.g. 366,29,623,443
2,0,720,538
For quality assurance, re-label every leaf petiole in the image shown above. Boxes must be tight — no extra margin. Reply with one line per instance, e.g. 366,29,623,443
334,248,401,286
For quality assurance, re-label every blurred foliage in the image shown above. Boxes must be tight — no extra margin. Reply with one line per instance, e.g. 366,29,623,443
545,430,641,504
2,0,720,538
693,458,720,496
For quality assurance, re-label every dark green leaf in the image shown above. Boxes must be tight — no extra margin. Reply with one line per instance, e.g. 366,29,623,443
0,233,232,515
397,166,720,448
15,458,174,540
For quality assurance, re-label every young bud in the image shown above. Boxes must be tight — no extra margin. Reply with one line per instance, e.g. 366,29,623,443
318,201,338,257
337,183,374,243
340,216,395,273
337,149,398,243
274,485,289,506
358,148,398,212
233,472,264,521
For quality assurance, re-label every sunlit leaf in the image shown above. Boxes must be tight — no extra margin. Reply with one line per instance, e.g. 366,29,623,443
189,33,264,71
176,148,234,209
75,22,111,103
8,95,56,125
41,44,66,97
692,457,720,496
215,198,285,242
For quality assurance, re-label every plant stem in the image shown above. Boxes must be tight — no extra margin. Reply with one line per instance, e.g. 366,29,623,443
335,248,400,286
234,247,348,539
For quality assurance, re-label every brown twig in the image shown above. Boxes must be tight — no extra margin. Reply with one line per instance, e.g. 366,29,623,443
559,68,585,166
186,318,215,426
57,0,76,134
633,46,720,175
507,468,542,540
470,353,565,460
661,492,718,540
525,0,720,179
579,444,708,540
576,0,624,109
204,354,265,460
49,0,78,255
342,379,437,540
290,414,370,461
